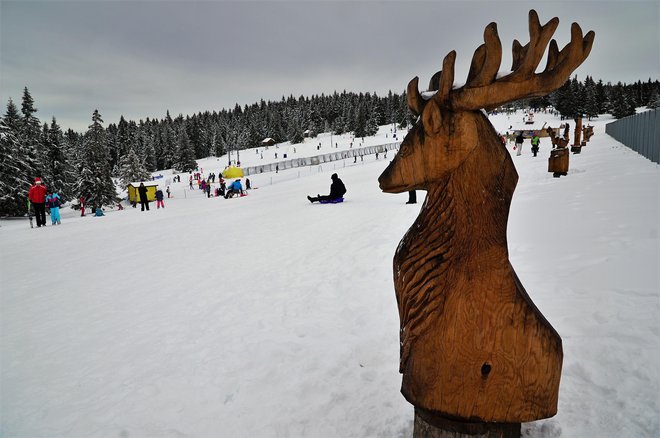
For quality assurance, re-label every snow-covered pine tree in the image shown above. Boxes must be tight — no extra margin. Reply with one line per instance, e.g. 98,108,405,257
611,82,636,119
173,124,197,172
286,107,305,144
76,109,118,210
140,123,157,171
44,117,76,202
0,99,30,216
353,102,368,138
19,87,42,183
365,100,381,137
583,76,599,121
118,147,151,186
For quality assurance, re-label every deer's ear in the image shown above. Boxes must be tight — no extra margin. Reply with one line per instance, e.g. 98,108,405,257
422,99,443,135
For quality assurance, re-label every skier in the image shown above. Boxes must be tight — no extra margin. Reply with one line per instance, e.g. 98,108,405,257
307,173,346,203
28,177,48,227
166,186,171,198
80,196,86,217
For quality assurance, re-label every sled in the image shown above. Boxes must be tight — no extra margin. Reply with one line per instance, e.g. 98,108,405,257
319,197,344,204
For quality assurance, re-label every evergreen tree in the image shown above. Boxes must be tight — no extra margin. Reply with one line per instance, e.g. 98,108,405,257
19,87,41,182
118,147,151,186
286,108,305,144
647,89,660,109
353,102,368,138
44,117,75,201
595,79,608,113
0,99,30,215
76,110,118,209
583,76,599,120
173,124,196,172
611,82,636,119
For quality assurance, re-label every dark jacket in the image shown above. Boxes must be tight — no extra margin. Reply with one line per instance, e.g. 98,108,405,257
138,184,149,202
155,189,164,201
329,174,346,199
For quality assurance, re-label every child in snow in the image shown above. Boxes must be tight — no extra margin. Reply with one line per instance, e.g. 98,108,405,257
48,192,62,225
155,188,165,209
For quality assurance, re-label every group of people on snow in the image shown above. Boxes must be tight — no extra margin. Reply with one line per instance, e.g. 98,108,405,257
513,132,541,157
25,169,349,230
27,177,64,227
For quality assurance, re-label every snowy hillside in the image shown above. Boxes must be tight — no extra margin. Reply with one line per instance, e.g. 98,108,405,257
1,110,658,437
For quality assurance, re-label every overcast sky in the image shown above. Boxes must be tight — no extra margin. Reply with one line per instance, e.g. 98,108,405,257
1,0,658,132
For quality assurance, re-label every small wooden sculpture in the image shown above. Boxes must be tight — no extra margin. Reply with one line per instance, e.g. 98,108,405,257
379,9,593,431
547,127,570,177
572,116,583,153
583,124,594,143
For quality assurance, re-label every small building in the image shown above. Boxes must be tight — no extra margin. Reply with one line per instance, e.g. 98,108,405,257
127,181,159,203
261,138,276,146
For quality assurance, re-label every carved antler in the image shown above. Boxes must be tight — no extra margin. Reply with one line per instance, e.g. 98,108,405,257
407,10,595,114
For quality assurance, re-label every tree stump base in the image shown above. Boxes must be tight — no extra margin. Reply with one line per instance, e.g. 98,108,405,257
414,409,521,438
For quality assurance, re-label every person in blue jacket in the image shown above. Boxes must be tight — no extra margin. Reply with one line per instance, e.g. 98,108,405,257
47,192,62,225
224,179,244,198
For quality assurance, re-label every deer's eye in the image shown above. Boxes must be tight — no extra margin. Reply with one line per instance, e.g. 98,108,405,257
398,143,413,158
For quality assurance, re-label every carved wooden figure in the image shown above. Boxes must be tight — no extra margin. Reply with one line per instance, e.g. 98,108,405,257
378,9,593,431
583,124,594,143
572,117,583,153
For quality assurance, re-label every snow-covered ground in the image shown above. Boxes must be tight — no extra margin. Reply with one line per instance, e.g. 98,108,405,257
1,110,658,437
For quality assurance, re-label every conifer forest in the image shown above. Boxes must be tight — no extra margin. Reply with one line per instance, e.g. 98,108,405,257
1,77,658,216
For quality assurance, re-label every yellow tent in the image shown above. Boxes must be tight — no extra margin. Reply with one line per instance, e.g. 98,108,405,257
222,166,244,178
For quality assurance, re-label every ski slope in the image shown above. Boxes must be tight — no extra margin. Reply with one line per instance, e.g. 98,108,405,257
1,110,658,437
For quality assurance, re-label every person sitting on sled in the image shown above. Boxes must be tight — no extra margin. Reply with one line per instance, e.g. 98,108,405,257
307,173,346,203
224,179,244,198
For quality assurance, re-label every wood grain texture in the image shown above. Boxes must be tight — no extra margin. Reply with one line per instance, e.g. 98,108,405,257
378,9,594,424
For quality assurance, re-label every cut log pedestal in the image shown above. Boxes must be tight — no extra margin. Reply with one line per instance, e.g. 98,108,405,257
414,409,521,438
549,148,569,177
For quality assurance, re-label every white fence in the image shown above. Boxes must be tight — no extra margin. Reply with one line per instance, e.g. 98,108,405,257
242,141,401,176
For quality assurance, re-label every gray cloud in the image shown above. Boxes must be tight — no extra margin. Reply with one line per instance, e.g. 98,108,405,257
2,0,658,132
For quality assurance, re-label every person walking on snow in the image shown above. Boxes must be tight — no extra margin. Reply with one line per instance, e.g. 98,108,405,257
531,134,540,157
138,183,150,211
28,177,48,227
515,133,524,156
307,173,346,203
155,187,165,209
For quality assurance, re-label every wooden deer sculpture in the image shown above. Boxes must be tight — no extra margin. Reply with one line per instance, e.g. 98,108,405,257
379,10,594,427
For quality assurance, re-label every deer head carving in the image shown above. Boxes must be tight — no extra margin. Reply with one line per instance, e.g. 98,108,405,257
379,10,593,423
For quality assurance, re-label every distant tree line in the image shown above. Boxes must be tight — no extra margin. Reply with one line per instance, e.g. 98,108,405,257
1,78,658,216
517,77,659,120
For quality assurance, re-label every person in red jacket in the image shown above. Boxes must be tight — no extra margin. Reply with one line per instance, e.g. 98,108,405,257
28,177,48,227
